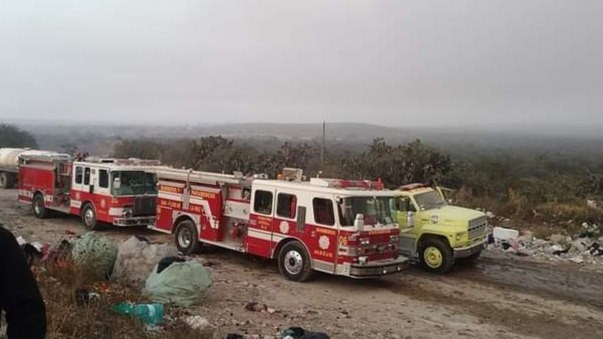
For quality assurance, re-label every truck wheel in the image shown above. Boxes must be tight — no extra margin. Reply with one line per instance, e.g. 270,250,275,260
82,204,100,230
278,241,313,282
175,220,200,254
458,251,482,266
33,194,48,219
0,172,15,188
419,237,454,274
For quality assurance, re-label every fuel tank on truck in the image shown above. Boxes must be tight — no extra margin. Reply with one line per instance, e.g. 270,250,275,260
0,148,28,169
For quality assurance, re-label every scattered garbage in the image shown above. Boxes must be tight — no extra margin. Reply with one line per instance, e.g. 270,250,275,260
112,236,178,285
113,302,165,326
245,301,268,312
183,315,211,331
281,327,330,339
144,258,212,307
492,227,519,244
74,289,101,306
488,223,603,265
71,232,118,278
157,256,185,274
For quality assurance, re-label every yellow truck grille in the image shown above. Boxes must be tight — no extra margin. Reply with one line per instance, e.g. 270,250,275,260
468,217,487,240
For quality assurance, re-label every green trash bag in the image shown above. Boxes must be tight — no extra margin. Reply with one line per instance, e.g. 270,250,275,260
144,260,212,307
71,232,118,278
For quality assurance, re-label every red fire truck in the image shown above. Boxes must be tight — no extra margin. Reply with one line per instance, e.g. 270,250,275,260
18,153,159,230
150,168,409,281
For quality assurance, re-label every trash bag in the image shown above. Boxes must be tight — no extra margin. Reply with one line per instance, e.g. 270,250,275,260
112,236,178,285
282,327,330,339
144,259,212,307
157,256,185,274
71,232,118,278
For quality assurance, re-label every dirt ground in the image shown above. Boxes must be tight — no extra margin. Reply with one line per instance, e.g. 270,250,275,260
1,189,602,339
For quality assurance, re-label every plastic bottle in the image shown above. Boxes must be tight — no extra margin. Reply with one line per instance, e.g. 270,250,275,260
113,303,164,326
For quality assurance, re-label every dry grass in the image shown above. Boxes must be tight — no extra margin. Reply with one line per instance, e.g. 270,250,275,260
36,257,214,339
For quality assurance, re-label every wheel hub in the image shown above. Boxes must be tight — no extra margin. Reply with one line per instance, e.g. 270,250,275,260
424,246,443,268
178,228,192,248
284,250,303,275
85,209,94,225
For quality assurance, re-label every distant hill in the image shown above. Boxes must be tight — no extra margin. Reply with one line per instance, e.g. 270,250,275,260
2,120,602,157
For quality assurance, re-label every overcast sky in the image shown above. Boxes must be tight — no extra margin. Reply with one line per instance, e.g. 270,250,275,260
0,0,601,127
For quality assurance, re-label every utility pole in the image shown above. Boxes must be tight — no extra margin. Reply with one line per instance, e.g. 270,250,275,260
320,120,326,167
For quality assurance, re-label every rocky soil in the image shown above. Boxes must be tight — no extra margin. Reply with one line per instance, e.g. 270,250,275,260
1,189,602,339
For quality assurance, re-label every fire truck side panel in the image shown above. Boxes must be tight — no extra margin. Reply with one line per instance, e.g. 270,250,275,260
190,185,223,242
18,163,56,206
155,181,184,233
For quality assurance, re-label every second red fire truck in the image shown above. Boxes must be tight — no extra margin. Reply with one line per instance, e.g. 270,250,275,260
18,153,159,229
150,168,409,281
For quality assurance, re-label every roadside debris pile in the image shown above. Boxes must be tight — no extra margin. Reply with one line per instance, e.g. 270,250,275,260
489,223,603,264
9,230,219,337
112,235,178,285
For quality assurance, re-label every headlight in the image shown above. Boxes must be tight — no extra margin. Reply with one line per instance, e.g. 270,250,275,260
358,256,368,265
389,235,399,243
360,238,370,246
455,233,466,241
430,215,439,224
122,208,133,218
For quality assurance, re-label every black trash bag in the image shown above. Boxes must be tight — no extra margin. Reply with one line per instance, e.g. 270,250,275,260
157,256,186,274
282,327,330,339
226,334,245,339
21,243,42,266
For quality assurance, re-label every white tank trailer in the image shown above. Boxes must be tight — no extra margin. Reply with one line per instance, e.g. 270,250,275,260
0,148,27,188
0,148,62,188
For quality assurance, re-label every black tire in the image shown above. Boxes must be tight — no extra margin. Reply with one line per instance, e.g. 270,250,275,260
32,193,48,219
419,237,454,274
457,250,482,266
82,204,100,230
175,219,201,254
278,241,313,282
0,172,9,189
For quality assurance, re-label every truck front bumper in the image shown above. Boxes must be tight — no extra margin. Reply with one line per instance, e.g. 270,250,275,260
454,239,487,258
113,216,156,227
349,256,409,278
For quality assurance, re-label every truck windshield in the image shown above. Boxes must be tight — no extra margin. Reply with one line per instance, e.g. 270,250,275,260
414,190,446,210
112,171,157,196
339,197,395,226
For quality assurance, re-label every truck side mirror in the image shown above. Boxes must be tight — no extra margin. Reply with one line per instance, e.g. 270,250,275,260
113,178,121,190
354,213,364,232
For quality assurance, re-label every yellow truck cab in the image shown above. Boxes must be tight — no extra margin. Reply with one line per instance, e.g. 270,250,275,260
393,183,487,273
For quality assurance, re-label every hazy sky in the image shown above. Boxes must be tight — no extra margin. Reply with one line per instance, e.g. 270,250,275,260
0,0,601,127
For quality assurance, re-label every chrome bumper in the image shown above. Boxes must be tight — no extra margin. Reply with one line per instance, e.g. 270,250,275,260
113,216,156,227
349,256,409,278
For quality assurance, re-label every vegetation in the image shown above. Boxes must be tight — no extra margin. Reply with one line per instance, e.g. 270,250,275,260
0,123,38,148
112,135,603,231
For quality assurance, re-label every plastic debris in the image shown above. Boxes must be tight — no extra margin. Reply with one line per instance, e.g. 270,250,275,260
71,232,118,278
488,225,603,265
113,302,165,326
144,259,212,307
75,289,101,306
112,236,178,285
281,327,330,339
183,315,211,331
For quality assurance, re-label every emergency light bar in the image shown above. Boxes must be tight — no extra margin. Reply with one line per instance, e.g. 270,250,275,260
310,178,384,190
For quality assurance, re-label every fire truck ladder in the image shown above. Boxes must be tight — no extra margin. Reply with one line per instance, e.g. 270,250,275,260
155,168,248,186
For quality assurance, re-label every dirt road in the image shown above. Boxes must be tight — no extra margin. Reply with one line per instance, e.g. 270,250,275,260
1,189,601,339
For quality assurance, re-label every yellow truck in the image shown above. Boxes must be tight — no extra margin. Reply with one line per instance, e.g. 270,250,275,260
393,183,488,273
